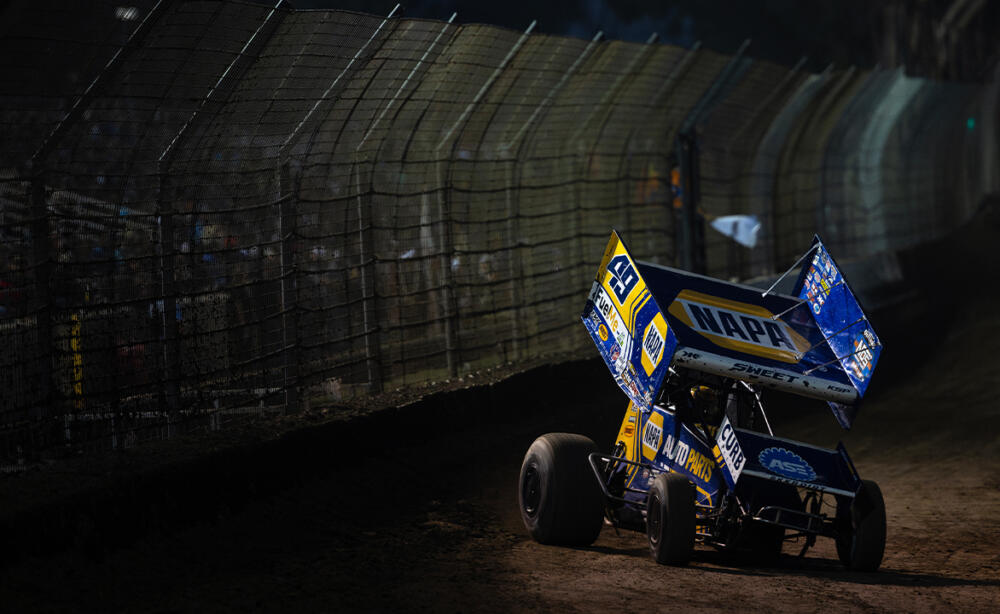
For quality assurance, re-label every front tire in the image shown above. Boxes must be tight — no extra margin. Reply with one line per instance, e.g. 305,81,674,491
518,433,604,546
836,479,886,571
646,472,695,565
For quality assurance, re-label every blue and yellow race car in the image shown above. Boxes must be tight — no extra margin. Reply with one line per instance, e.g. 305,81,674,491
518,232,886,569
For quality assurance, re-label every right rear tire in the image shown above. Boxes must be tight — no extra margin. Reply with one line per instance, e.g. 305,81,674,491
836,479,886,571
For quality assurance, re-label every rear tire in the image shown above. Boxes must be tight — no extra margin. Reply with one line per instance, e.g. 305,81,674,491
836,479,886,571
518,433,604,546
646,472,695,565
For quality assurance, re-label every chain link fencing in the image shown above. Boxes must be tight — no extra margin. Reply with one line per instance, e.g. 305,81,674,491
1,0,996,466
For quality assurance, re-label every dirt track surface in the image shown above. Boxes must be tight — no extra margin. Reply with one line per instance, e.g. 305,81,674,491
2,293,999,613
5,205,1000,614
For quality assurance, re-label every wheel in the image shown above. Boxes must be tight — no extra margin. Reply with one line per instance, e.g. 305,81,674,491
518,433,604,546
646,472,695,565
836,479,886,571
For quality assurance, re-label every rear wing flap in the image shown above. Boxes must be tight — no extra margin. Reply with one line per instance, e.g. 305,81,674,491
713,416,861,498
580,232,678,411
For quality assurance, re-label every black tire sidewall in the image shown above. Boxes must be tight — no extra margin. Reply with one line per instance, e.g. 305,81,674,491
838,479,886,571
518,433,603,546
646,472,695,565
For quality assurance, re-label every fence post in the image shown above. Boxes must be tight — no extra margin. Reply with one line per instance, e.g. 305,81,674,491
675,132,703,273
501,31,602,360
435,20,537,377
156,171,181,425
29,176,52,426
353,164,381,393
675,39,751,273
352,15,455,392
277,163,300,410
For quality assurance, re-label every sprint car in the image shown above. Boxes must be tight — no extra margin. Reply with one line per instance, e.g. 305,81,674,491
518,231,886,569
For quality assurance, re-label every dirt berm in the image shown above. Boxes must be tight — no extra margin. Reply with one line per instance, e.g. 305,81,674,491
2,203,999,612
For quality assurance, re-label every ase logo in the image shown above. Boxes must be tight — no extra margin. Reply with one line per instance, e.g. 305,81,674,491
758,447,816,482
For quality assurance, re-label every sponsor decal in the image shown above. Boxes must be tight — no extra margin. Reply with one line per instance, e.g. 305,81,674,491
588,283,632,372
758,447,817,482
587,310,603,330
802,249,838,314
590,283,615,321
667,289,808,363
598,324,608,341
684,448,713,483
640,312,668,376
641,413,664,460
662,434,689,465
714,417,745,481
606,254,639,305
595,235,652,338
728,362,799,384
661,433,712,483
848,328,877,381
625,415,636,433
615,330,628,349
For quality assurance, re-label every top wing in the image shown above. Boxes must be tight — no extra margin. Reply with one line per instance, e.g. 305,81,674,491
581,231,882,428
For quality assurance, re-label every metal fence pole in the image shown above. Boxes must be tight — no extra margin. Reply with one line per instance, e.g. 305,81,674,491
577,33,659,268
352,14,456,392
501,32,602,360
567,33,658,149
28,177,52,426
435,20,537,376
156,171,181,422
624,40,701,264
352,163,380,393
28,0,171,170
675,39,751,273
280,4,401,156
277,162,299,411
725,56,807,153
276,5,399,393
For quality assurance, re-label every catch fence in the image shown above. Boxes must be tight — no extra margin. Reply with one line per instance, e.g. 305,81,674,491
1,0,996,465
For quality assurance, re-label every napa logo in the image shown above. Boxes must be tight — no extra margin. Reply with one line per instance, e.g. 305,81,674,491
758,447,816,482
641,412,664,461
640,312,669,376
667,289,809,364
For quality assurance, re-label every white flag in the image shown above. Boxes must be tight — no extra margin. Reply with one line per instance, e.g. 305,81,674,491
710,215,761,248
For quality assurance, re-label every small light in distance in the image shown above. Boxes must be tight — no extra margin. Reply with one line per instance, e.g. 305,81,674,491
115,6,139,21
967,117,976,131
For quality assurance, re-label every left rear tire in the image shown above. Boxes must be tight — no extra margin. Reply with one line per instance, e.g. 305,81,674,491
518,433,604,546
